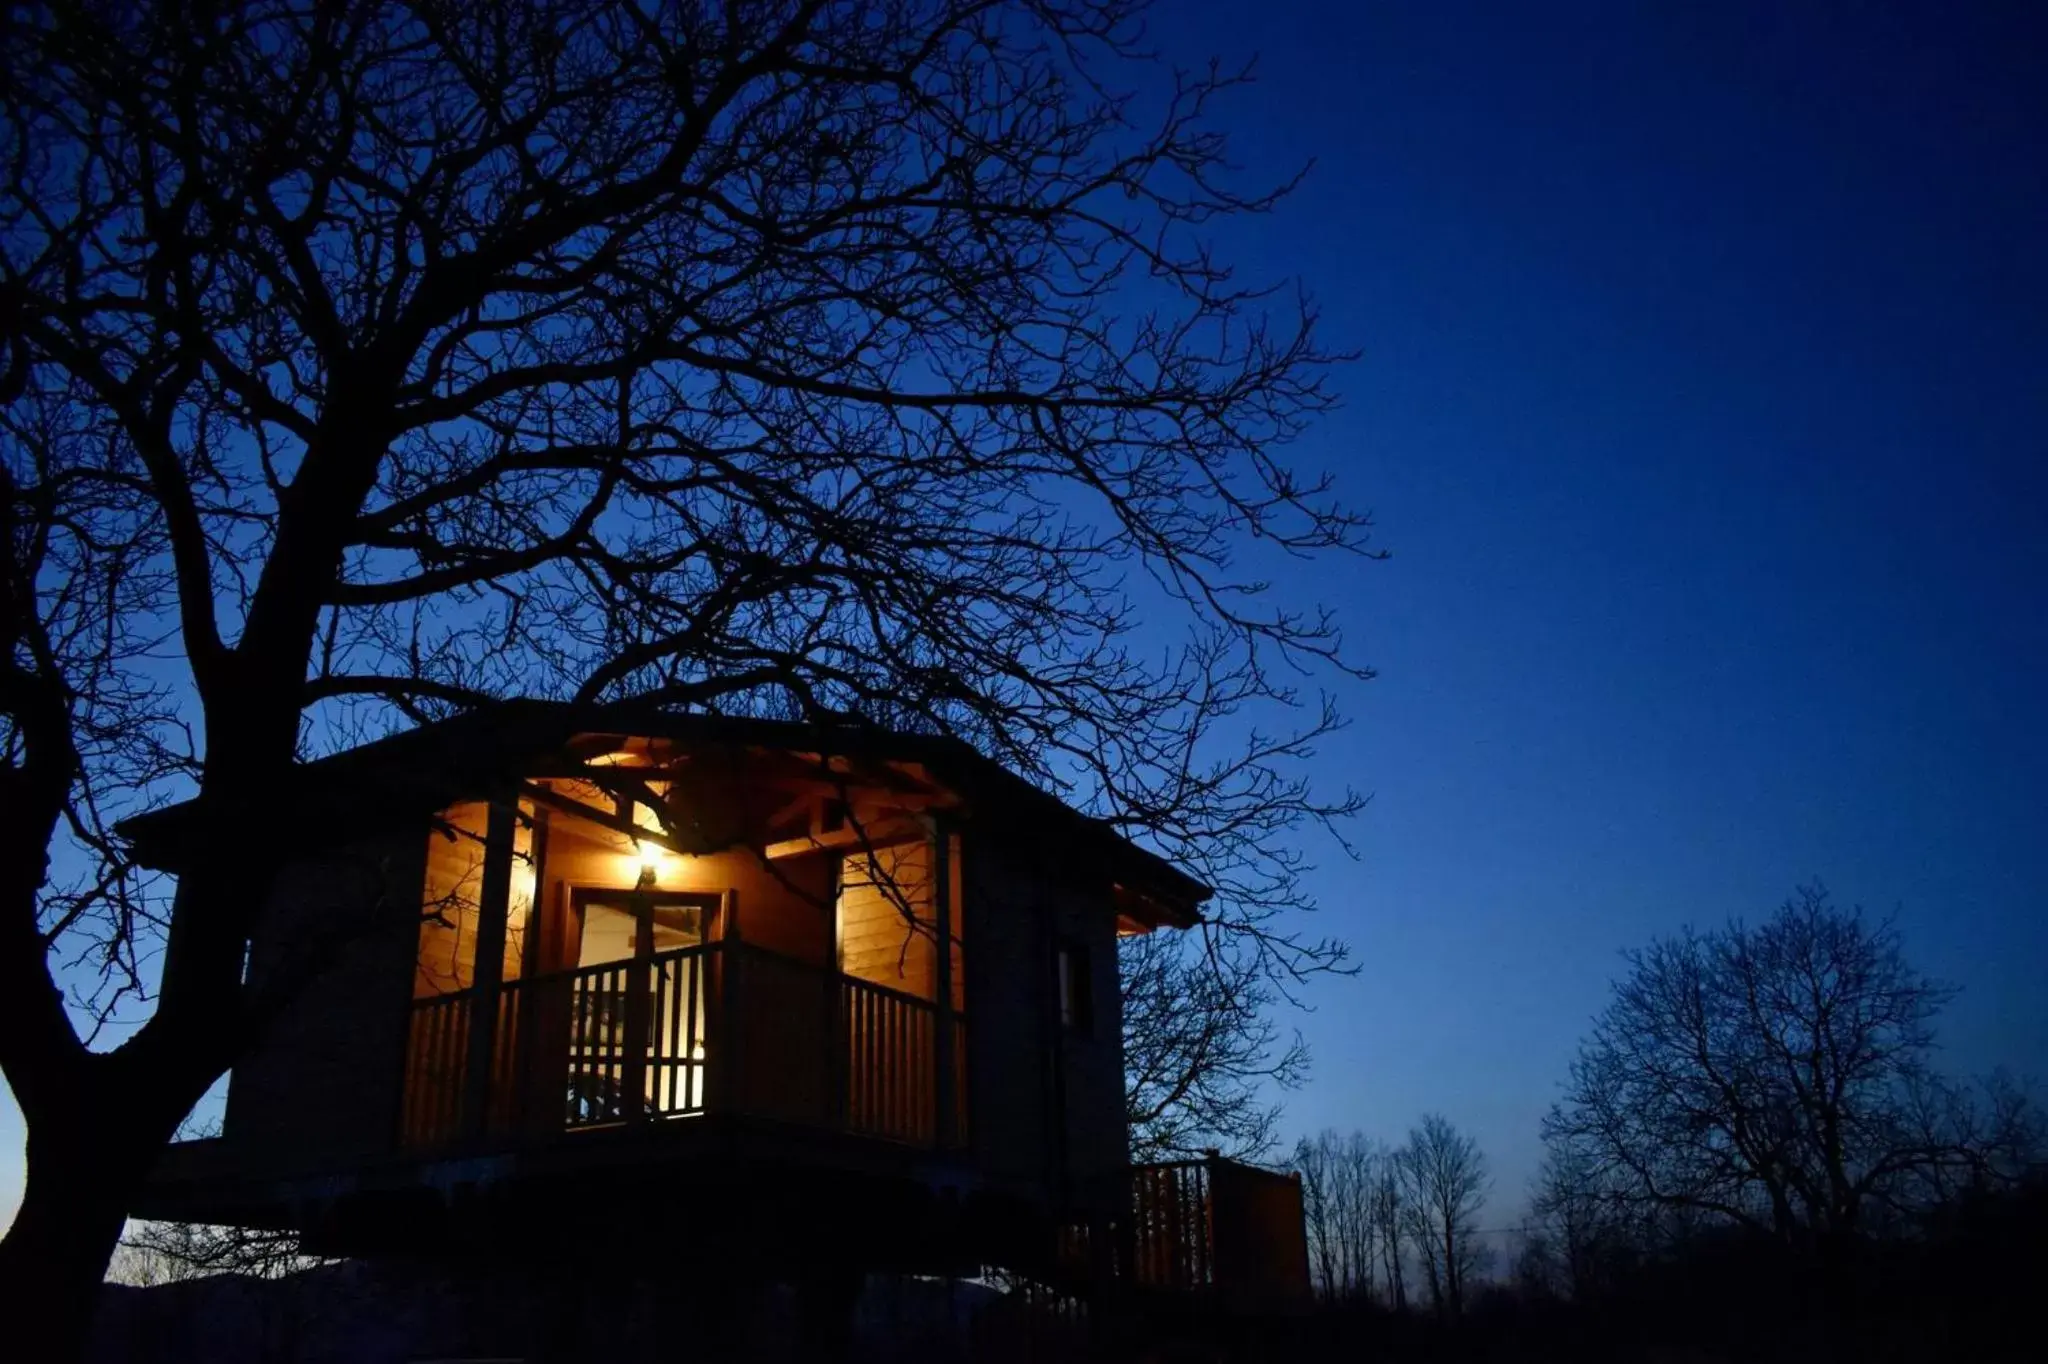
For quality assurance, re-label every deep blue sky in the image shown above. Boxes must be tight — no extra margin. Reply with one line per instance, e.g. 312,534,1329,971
3,1,2044,1235
1160,0,2048,1221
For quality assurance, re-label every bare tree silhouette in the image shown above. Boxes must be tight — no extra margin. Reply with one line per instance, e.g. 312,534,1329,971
1541,884,2034,1252
0,3,1374,1352
1398,1112,1488,1320
1124,931,1310,1162
1516,1132,1645,1301
1293,1128,1393,1303
1373,1142,1410,1311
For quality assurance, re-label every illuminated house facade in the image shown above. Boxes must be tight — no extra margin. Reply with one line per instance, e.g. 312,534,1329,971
131,702,1306,1312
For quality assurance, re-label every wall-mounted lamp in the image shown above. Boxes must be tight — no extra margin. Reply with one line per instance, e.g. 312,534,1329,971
636,839,662,889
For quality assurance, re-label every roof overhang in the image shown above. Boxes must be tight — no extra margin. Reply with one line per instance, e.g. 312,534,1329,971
117,701,1211,923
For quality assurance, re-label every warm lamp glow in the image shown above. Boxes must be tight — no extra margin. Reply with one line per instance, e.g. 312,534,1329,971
636,839,663,886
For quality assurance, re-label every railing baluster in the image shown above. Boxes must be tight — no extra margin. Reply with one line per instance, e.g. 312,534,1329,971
916,1006,930,1143
694,948,706,1111
607,963,625,1117
657,958,672,1113
858,986,871,1134
666,956,682,1112
862,983,873,1133
842,982,856,1130
883,989,895,1135
669,956,683,1112
854,985,867,1132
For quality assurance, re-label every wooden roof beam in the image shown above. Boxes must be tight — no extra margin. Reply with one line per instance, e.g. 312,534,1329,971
519,781,707,857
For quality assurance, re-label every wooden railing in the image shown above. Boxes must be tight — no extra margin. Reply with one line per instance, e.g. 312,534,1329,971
1127,1159,1215,1291
399,992,472,1148
647,946,713,1116
400,941,964,1153
842,974,937,1144
546,946,715,1128
1089,1154,1312,1307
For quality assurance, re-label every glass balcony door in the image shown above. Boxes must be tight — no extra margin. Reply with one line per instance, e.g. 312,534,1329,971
564,891,720,1125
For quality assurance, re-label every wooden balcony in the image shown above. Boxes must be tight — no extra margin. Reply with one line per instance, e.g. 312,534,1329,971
399,940,968,1154
1059,1154,1313,1311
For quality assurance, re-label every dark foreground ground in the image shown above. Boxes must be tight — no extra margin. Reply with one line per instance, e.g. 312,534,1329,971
89,1186,2048,1363
87,1264,2046,1364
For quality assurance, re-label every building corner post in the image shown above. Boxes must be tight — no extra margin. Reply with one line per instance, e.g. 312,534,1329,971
460,794,518,1139
932,816,958,1150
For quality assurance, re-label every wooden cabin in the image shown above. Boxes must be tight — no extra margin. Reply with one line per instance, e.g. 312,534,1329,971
129,702,1307,1316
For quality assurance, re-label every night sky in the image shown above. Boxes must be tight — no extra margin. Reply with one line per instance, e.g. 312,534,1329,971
1164,0,2048,1219
4,1,2045,1234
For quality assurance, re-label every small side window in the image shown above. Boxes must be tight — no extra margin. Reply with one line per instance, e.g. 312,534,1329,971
820,798,849,834
1057,940,1093,1036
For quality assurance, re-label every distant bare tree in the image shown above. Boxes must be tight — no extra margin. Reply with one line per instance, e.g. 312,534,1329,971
1365,1148,1404,1310
1888,1068,2047,1213
1543,884,2032,1250
1398,1113,1488,1320
1125,933,1310,1161
1293,1128,1387,1302
1518,1133,1642,1301
1340,1137,1384,1299
0,3,1375,1353
105,1125,325,1288
107,1210,353,1363
1294,1130,1342,1297
108,1220,321,1287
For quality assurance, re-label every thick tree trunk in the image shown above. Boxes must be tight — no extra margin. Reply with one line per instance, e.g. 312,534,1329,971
0,849,285,1360
0,1112,155,1362
0,1031,210,1364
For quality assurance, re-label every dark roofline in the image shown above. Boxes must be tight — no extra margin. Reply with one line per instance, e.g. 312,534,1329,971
118,700,1210,917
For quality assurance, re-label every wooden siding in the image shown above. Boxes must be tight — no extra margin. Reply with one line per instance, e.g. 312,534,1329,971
837,838,936,999
961,832,1127,1192
225,831,423,1164
1049,867,1129,1184
413,801,487,996
961,834,1056,1193
413,801,532,997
